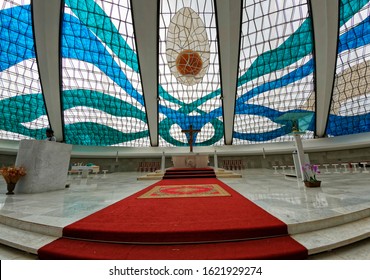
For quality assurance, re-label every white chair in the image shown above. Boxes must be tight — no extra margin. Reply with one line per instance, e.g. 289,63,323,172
332,163,340,173
360,162,369,173
272,166,279,174
280,165,286,173
288,165,295,174
351,162,360,173
341,163,350,173
322,164,331,174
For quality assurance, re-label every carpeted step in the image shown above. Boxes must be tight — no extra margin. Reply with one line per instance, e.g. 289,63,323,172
164,171,215,174
164,171,216,174
166,168,214,172
163,174,217,179
163,168,216,179
38,235,307,260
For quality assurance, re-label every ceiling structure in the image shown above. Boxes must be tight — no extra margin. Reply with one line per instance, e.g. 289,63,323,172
1,0,370,151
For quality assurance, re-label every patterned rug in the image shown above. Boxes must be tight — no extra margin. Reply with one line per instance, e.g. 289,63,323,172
137,184,231,199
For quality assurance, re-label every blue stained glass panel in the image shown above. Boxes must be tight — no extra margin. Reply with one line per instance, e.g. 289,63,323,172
61,0,149,146
0,1,49,141
327,0,370,137
234,0,315,144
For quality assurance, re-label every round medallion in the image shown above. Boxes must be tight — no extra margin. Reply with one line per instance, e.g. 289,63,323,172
161,186,213,195
176,50,203,76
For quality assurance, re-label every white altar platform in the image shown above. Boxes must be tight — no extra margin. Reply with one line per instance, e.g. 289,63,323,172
14,140,72,193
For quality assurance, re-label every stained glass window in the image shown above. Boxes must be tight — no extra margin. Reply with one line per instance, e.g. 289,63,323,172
0,0,47,141
327,0,370,136
2,0,370,148
233,0,315,144
158,0,223,147
61,0,149,146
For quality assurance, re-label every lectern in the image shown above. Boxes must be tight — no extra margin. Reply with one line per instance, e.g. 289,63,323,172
275,112,313,179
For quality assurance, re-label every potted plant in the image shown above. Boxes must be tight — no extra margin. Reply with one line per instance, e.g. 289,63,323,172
0,166,26,195
302,163,321,187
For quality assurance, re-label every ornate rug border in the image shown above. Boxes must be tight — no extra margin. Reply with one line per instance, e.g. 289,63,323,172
137,184,231,199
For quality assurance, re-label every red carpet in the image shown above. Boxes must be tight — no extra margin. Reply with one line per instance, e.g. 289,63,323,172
63,178,287,243
38,169,307,259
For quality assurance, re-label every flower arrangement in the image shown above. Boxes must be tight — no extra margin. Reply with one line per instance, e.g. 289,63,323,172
0,166,27,184
302,163,320,182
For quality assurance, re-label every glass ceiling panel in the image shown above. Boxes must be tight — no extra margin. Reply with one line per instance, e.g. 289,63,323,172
0,0,48,141
327,0,370,137
233,0,315,144
61,0,149,146
158,0,223,147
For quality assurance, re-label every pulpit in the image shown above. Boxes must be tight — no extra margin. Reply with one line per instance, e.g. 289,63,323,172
15,140,72,193
275,112,313,179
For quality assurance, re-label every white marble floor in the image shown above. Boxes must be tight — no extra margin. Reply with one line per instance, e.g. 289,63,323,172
1,168,370,260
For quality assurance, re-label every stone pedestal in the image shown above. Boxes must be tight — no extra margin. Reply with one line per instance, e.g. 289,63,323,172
15,140,72,193
172,154,209,168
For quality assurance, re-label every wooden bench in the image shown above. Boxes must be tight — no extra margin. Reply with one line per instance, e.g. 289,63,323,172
138,162,160,172
222,160,244,170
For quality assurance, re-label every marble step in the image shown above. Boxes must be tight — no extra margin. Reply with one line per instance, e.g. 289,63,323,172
214,168,242,177
288,208,370,234
137,171,164,180
215,172,242,178
292,215,370,255
0,214,62,237
1,214,370,257
0,223,58,255
1,210,370,257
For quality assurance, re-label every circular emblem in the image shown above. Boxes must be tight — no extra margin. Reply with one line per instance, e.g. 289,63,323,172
176,50,203,76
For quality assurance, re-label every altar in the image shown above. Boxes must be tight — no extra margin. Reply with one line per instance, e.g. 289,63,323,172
14,140,72,193
71,165,100,178
171,154,209,168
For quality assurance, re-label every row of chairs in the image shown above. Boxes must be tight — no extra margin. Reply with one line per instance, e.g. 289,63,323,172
68,169,109,178
137,161,160,172
321,162,369,174
272,162,370,174
222,160,245,170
